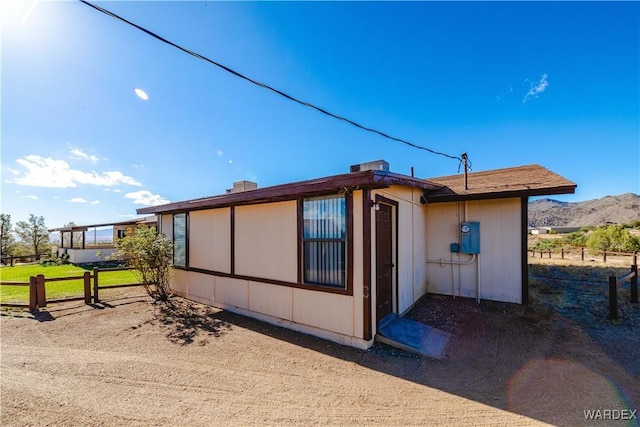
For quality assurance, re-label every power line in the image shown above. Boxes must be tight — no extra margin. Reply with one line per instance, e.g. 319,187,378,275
79,0,463,164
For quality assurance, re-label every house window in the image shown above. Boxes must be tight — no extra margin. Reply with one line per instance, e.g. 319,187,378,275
173,213,187,268
302,195,346,288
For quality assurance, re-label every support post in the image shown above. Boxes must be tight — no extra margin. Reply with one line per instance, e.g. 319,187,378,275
561,248,564,260
29,276,37,311
93,267,99,303
84,271,92,304
608,276,617,320
36,274,46,308
631,264,638,304
603,251,607,263
581,247,585,261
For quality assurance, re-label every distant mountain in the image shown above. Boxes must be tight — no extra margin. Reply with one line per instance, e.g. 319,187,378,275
528,193,640,227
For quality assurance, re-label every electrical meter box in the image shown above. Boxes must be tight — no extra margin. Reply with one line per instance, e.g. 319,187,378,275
460,222,480,254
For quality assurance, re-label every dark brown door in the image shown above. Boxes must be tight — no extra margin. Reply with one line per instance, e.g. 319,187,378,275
376,203,393,324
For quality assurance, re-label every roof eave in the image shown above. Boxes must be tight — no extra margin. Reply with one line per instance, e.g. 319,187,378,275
137,170,444,215
421,184,577,204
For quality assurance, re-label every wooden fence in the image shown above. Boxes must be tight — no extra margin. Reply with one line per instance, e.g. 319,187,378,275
0,267,145,311
608,261,638,320
529,248,638,264
1,254,43,267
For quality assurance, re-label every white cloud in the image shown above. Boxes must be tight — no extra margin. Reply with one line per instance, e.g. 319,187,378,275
523,73,549,103
12,155,142,188
68,145,100,163
20,195,38,200
125,190,170,206
90,200,101,205
69,197,86,203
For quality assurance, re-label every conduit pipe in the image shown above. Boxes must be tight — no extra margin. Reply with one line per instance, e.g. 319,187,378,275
426,254,476,266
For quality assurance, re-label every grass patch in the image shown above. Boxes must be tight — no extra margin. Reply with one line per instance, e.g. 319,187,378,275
0,264,140,303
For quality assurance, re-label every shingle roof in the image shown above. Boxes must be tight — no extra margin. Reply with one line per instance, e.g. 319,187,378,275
137,164,576,215
137,170,444,215
421,164,576,203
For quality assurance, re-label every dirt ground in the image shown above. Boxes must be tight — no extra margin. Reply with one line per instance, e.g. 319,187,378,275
2,261,639,426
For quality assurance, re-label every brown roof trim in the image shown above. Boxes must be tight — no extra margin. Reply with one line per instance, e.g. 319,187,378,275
420,164,576,203
137,170,445,215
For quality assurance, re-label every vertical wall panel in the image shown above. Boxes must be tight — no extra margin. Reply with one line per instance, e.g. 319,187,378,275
235,201,298,283
248,281,292,321
189,208,231,273
425,198,522,303
214,276,249,309
292,288,353,336
188,271,215,302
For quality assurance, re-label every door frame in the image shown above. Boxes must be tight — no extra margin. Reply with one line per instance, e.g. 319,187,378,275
374,195,399,326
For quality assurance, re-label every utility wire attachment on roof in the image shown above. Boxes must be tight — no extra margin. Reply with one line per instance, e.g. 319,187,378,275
79,0,465,165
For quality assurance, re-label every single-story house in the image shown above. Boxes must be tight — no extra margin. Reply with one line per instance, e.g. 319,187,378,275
137,161,576,349
49,216,157,264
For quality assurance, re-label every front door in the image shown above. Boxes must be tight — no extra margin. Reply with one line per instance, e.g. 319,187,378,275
376,203,393,324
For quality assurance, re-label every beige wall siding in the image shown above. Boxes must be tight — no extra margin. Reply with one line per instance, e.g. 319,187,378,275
469,198,522,303
189,208,231,273
248,281,292,320
425,198,522,303
292,288,354,336
172,268,189,294
214,276,249,309
188,271,215,301
351,190,364,339
160,214,173,240
234,201,298,283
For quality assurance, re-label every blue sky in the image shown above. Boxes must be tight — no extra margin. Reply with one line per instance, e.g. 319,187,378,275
2,1,639,229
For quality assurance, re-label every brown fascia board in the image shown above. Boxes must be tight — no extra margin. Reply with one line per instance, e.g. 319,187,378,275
137,170,446,215
420,164,577,203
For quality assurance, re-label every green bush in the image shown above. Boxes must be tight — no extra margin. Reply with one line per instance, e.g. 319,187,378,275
585,225,640,254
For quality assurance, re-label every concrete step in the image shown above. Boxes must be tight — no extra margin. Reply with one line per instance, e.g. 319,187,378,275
376,316,452,359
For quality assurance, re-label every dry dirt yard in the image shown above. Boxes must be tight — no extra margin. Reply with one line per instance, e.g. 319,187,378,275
2,260,639,426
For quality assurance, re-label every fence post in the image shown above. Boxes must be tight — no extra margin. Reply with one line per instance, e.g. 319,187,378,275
631,264,638,304
581,247,585,261
608,276,617,320
93,267,99,303
561,248,564,260
84,271,92,304
36,274,46,308
548,250,551,259
603,251,607,263
29,276,37,311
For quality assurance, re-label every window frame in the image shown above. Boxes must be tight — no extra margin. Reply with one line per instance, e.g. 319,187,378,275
172,212,188,268
299,193,353,293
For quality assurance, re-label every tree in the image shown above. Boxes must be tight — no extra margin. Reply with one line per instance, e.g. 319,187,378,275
15,214,49,256
1,214,15,256
586,225,640,254
115,226,173,301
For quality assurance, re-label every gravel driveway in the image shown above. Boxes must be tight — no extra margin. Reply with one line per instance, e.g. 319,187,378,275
2,262,639,426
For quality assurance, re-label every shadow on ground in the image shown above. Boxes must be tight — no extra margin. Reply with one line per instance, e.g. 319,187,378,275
147,298,233,345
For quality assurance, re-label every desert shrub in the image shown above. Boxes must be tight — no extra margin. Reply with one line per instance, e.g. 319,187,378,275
562,231,588,247
114,226,173,301
586,225,640,255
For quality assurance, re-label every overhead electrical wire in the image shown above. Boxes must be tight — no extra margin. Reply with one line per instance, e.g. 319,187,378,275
79,0,465,165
